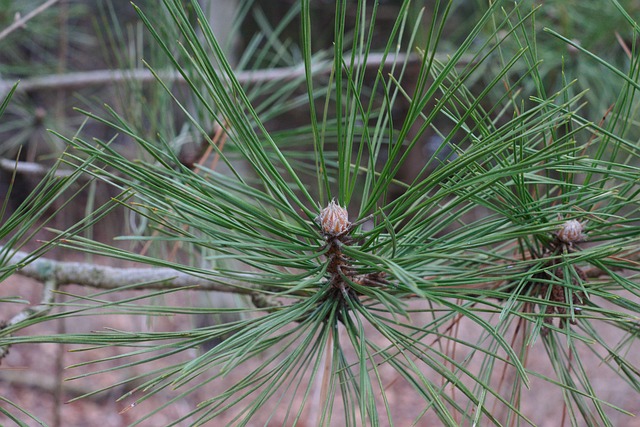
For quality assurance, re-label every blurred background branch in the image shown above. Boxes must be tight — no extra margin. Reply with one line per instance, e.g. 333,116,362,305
0,0,60,41
0,52,421,96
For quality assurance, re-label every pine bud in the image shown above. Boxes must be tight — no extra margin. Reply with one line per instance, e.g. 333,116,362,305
317,199,351,236
556,219,587,244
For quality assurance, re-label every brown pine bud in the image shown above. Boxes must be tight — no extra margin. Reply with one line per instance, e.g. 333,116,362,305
556,219,587,244
317,199,351,236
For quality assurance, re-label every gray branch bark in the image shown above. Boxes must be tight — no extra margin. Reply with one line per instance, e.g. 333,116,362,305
3,247,250,294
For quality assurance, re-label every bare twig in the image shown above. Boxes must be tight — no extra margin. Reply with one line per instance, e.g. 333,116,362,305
4,278,57,327
2,246,253,294
0,0,61,42
0,277,57,363
0,52,424,95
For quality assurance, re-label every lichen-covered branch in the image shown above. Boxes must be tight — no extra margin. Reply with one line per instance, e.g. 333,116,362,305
0,246,267,361
2,246,253,294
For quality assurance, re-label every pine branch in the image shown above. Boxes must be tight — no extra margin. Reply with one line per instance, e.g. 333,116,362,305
2,246,251,294
0,246,283,362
